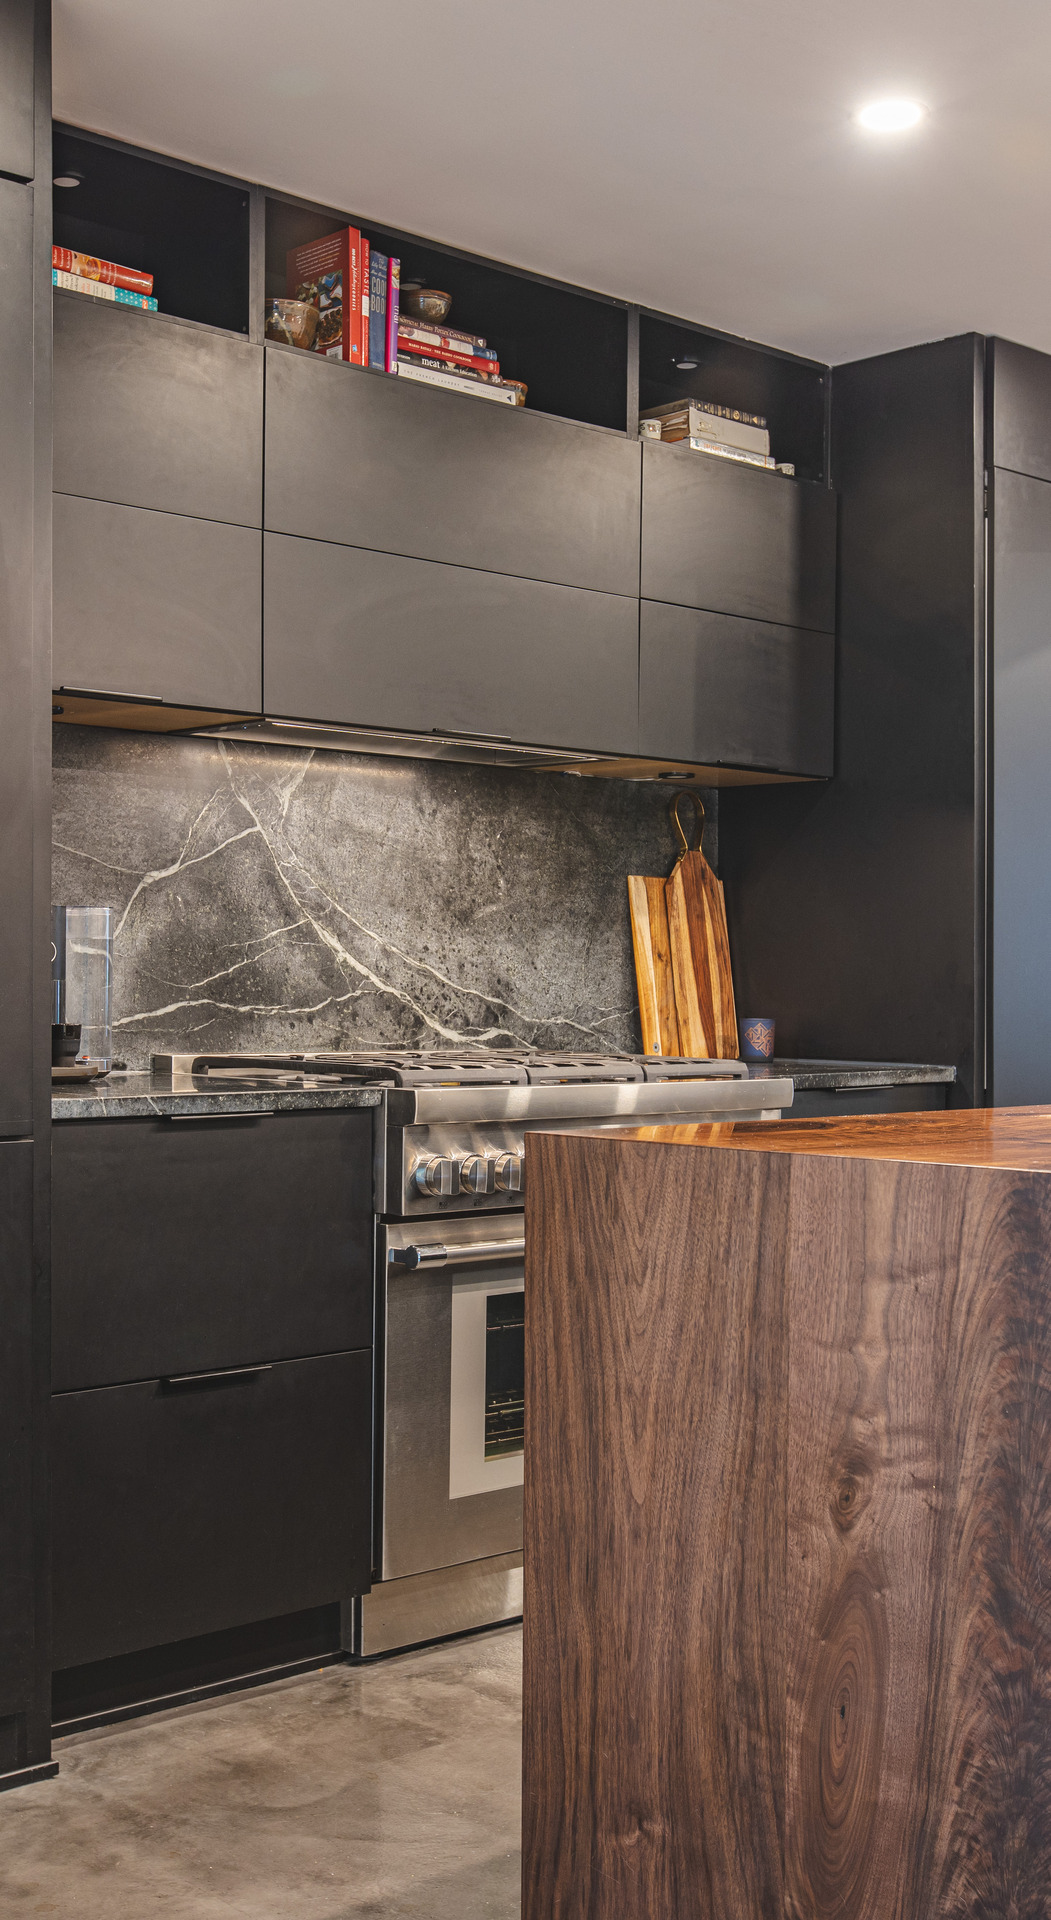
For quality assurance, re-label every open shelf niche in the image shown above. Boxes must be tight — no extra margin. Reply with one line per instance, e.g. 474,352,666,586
52,127,251,337
638,312,829,484
265,195,630,434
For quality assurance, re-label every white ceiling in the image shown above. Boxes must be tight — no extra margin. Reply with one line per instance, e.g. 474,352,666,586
52,0,1051,366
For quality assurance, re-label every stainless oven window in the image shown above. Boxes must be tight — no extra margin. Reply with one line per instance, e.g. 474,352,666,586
449,1276,525,1500
485,1291,525,1460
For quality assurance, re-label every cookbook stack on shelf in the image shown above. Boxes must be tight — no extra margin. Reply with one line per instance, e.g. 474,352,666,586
640,399,794,474
286,229,400,370
396,317,525,407
52,246,158,311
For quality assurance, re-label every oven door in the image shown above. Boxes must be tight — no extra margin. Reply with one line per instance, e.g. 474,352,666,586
378,1214,525,1582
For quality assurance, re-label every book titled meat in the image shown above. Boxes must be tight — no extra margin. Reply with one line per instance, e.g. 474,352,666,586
286,228,364,364
52,246,153,295
397,335,500,376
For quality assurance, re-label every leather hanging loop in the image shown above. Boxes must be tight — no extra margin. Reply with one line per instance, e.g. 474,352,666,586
670,789,705,859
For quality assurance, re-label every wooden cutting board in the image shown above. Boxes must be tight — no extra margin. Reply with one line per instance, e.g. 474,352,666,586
664,793,739,1059
627,875,682,1057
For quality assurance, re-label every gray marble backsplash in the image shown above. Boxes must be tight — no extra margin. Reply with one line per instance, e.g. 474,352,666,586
52,728,717,1070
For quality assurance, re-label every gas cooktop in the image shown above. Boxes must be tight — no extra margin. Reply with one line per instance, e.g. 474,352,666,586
153,1048,752,1090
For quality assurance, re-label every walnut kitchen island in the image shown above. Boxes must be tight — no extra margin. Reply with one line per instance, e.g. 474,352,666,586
522,1108,1051,1919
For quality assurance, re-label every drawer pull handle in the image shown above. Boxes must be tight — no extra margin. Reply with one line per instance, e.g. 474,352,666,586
161,1111,273,1122
161,1364,273,1388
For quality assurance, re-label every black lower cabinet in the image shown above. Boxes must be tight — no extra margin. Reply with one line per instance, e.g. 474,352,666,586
51,1349,372,1672
639,599,834,775
52,1111,374,1391
788,1083,950,1120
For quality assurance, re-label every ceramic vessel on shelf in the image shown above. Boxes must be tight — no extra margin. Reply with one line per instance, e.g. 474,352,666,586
264,298,320,351
401,288,452,324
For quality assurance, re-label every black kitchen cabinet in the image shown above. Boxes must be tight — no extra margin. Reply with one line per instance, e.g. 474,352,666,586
52,1350,372,1669
52,1111,374,1392
788,1083,951,1120
264,532,640,755
52,493,262,710
988,466,1051,1104
640,440,836,633
638,600,834,775
0,1144,35,1719
987,336,1051,485
53,296,263,526
0,0,34,183
263,347,642,597
0,177,35,1138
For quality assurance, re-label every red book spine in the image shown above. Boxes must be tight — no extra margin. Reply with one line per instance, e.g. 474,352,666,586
360,236,369,370
397,336,500,376
52,246,153,294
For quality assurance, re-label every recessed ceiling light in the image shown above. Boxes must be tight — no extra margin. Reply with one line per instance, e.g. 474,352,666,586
674,355,699,371
855,97,926,133
53,171,83,187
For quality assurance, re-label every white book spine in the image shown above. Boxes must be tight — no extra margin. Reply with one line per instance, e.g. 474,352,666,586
53,268,116,300
395,360,518,404
677,409,770,455
683,438,777,469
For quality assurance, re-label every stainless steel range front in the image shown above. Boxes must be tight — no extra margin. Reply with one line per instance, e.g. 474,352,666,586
156,1048,792,1654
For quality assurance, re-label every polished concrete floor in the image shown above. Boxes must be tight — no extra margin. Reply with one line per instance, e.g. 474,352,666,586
0,1625,522,1917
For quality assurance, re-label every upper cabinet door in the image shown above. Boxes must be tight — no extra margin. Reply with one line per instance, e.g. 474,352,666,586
53,494,262,711
989,338,1051,485
0,0,34,182
53,296,264,526
264,533,639,756
639,601,834,776
264,348,642,597
641,442,837,633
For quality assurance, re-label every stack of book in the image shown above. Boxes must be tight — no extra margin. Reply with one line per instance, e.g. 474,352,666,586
287,229,400,371
396,321,525,407
640,400,794,475
52,246,157,311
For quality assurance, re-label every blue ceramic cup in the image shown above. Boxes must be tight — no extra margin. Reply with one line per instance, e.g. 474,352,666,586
738,1016,775,1061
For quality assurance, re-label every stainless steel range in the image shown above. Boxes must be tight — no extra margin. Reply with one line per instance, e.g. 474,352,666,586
156,1048,793,1654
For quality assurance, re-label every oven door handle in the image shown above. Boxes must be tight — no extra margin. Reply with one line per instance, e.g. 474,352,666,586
390,1237,525,1270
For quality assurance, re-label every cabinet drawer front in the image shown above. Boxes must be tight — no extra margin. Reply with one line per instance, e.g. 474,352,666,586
264,348,641,597
54,297,263,526
641,442,836,632
52,1350,372,1668
53,494,262,711
639,601,834,776
264,533,640,756
53,1112,373,1391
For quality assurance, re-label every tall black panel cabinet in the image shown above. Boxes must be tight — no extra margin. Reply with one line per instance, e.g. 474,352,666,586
722,330,1051,1111
0,0,54,1789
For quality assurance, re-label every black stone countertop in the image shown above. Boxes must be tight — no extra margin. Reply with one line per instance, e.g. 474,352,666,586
745,1058,956,1091
52,1059,956,1119
51,1071,383,1122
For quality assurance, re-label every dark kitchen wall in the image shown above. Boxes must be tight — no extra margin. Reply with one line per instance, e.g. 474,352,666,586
52,728,716,1067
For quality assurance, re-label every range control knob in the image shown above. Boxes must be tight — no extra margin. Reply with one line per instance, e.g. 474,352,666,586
494,1152,523,1194
459,1154,495,1196
414,1156,456,1197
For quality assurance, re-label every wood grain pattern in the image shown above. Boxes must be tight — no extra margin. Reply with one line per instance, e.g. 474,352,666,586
587,1104,1051,1170
665,848,738,1058
627,873,682,1057
523,1131,788,1919
523,1121,1051,1920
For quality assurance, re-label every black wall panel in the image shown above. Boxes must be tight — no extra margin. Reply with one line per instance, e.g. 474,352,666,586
988,467,1051,1103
